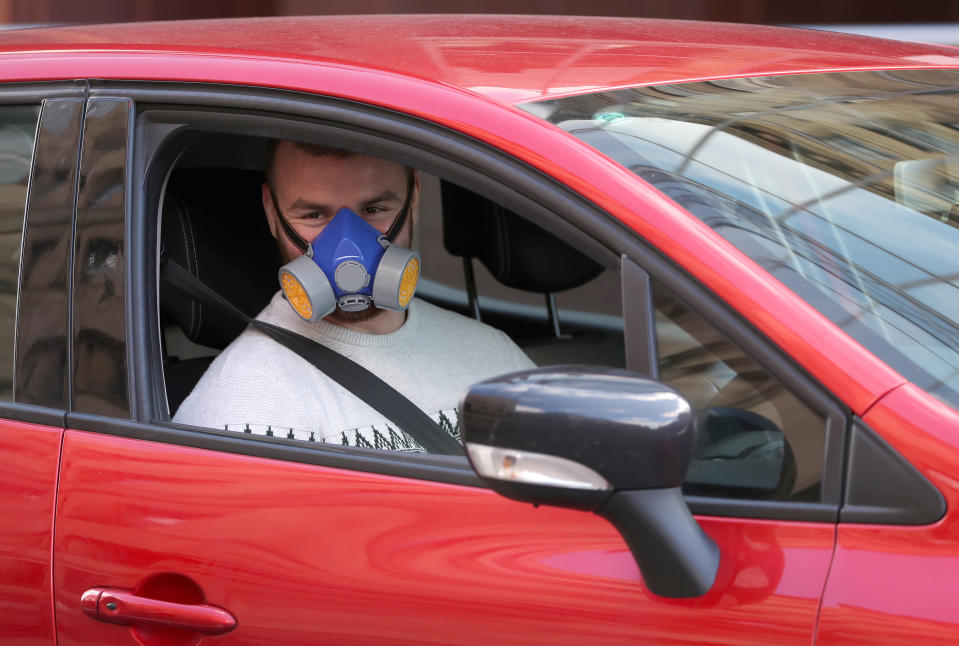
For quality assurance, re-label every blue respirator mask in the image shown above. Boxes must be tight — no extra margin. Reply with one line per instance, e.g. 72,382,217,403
272,175,420,322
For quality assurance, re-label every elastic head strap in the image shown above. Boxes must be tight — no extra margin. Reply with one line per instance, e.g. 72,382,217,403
385,173,417,242
269,187,310,253
269,172,416,252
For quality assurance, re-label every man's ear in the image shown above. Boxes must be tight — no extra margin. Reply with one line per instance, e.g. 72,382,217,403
410,169,421,224
261,182,279,240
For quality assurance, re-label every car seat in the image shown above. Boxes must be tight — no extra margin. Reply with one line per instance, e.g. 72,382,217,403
160,167,282,414
439,181,620,366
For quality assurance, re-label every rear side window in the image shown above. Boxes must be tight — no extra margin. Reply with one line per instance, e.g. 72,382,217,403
0,106,40,400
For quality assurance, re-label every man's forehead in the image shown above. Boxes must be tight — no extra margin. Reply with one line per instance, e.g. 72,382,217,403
277,142,404,173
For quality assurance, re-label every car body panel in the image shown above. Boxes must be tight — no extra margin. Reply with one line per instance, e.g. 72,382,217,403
55,429,834,645
819,383,959,644
0,419,61,646
0,16,956,102
0,15,954,645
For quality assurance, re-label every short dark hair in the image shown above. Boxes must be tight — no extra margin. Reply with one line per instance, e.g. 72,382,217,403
264,139,354,186
264,139,413,186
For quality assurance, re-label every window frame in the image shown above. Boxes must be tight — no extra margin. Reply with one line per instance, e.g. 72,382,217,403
71,80,849,521
70,96,133,420
0,82,86,428
624,253,846,521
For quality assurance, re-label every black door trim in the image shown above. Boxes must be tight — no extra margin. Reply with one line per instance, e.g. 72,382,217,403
7,81,86,423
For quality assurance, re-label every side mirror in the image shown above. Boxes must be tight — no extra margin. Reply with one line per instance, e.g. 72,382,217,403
460,366,719,598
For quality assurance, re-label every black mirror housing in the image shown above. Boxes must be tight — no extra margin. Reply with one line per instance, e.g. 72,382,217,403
460,366,696,496
460,366,719,599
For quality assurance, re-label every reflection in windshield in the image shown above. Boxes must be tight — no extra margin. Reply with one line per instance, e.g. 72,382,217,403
525,70,959,409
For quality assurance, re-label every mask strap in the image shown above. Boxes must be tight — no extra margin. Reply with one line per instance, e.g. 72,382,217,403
268,186,310,253
385,174,416,243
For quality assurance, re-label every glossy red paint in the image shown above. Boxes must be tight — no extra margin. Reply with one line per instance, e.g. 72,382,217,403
0,16,956,102
0,17,922,416
55,430,834,645
3,16,955,645
0,419,62,646
819,383,959,645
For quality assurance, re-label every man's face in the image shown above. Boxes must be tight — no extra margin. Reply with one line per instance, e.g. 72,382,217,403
262,142,418,323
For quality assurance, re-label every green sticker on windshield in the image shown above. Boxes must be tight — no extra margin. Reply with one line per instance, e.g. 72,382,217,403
595,112,626,123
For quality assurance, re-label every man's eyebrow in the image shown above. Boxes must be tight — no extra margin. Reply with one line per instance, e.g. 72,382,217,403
287,190,402,212
360,189,402,206
288,198,333,213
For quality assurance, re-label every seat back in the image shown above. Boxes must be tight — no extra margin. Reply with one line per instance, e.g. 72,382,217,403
161,167,282,348
440,181,617,365
160,167,282,412
440,181,603,294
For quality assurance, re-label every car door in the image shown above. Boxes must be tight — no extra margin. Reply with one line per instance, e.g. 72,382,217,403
0,87,84,646
51,85,844,645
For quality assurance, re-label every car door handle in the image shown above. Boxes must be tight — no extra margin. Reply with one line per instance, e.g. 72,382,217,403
81,587,236,635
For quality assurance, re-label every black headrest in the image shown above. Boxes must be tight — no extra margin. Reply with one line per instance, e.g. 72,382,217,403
441,182,603,293
160,168,282,349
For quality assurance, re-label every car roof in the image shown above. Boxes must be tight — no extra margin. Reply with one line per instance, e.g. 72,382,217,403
1,15,957,103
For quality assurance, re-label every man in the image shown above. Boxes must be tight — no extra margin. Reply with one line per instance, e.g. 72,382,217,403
174,140,535,451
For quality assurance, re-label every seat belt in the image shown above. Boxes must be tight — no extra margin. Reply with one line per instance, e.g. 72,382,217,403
160,258,464,456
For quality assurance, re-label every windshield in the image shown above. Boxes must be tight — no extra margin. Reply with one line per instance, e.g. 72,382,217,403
522,69,959,409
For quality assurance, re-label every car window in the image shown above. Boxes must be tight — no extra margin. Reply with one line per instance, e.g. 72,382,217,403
158,134,620,454
0,105,40,400
654,282,826,501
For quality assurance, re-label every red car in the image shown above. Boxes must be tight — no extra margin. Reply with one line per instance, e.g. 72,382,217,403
3,14,959,645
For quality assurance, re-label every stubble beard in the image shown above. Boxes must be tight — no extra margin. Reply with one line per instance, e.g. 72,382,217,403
327,303,382,325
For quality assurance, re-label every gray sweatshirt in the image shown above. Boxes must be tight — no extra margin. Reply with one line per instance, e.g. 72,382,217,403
174,292,535,451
